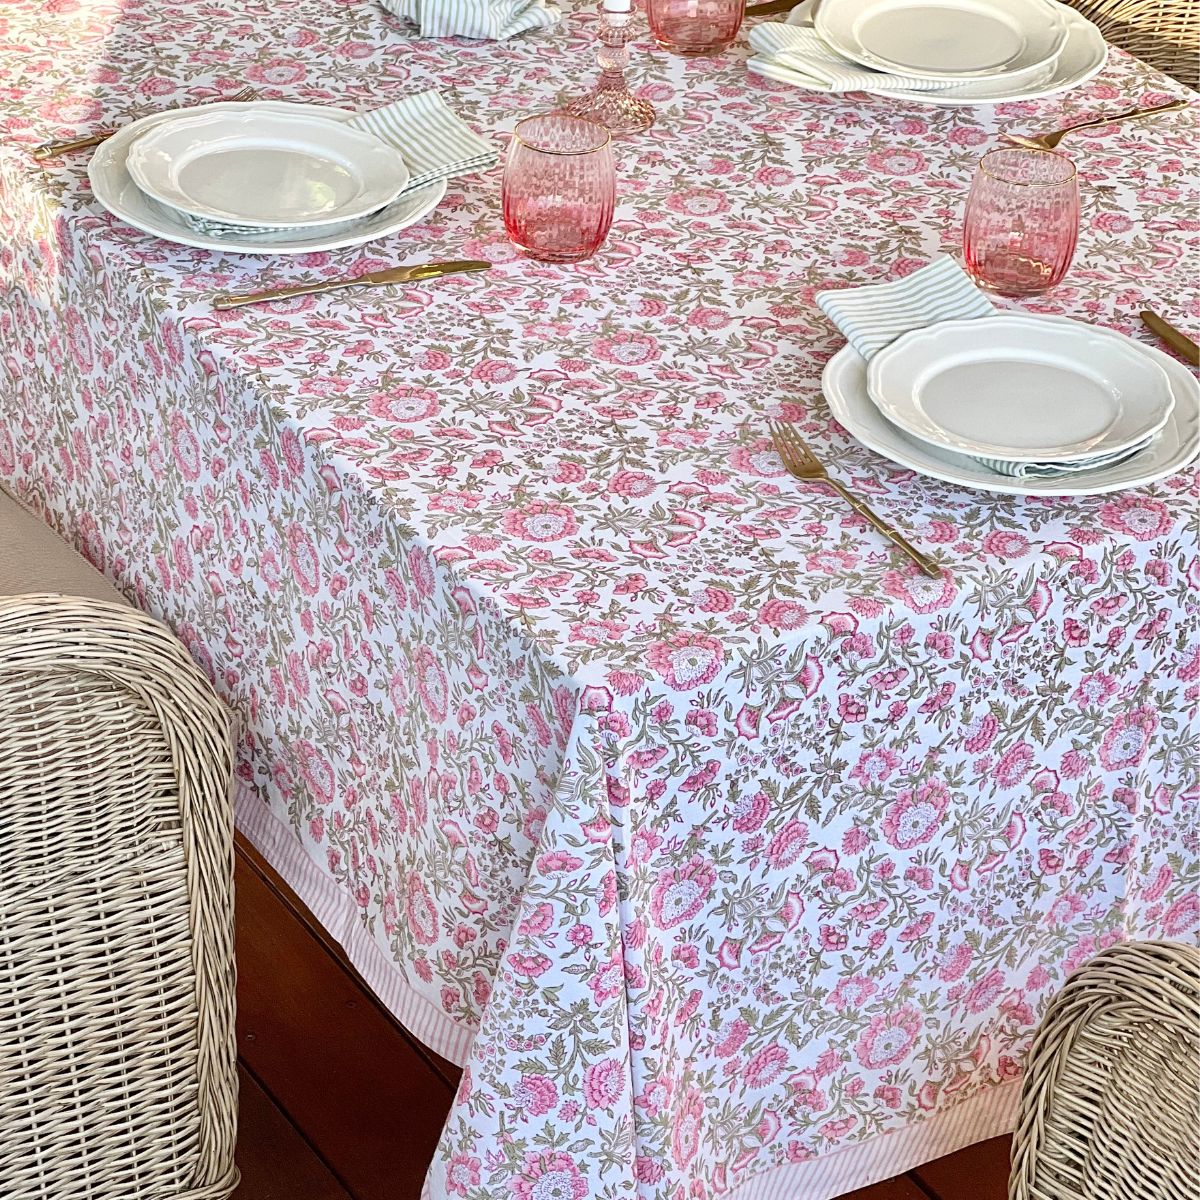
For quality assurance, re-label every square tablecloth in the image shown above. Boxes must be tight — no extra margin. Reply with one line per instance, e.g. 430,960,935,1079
1,1,1198,1195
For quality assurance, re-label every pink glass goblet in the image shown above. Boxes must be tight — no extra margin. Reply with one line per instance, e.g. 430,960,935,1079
502,114,615,264
646,0,746,55
963,147,1080,297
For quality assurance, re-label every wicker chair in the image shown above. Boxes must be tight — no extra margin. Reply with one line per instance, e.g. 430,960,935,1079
1064,0,1199,86
0,491,239,1199
1010,940,1200,1200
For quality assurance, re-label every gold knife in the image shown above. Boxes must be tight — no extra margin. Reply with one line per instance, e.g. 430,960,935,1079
1140,309,1200,366
745,0,797,14
213,260,492,310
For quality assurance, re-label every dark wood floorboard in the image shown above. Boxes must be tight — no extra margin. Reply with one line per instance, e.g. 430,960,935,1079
232,835,1009,1200
235,843,455,1200
233,1064,351,1200
909,1135,1012,1200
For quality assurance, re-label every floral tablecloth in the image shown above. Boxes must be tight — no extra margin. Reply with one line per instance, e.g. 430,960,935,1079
2,0,1198,1195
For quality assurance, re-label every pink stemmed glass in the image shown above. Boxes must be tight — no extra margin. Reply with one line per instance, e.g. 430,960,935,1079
646,0,745,54
502,114,615,263
963,147,1080,297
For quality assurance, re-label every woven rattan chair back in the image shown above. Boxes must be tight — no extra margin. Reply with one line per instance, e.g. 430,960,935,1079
0,595,239,1200
1063,0,1199,85
1010,939,1200,1200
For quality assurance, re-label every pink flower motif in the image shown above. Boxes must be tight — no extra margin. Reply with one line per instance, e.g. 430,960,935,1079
963,713,999,754
593,331,660,365
766,818,810,869
516,1072,558,1116
1099,705,1158,770
938,942,973,982
501,501,579,542
446,1154,481,1196
284,522,321,596
1098,495,1173,541
994,742,1035,788
713,1017,750,1057
583,1059,624,1109
881,781,951,850
829,975,877,1012
610,469,656,498
414,645,449,722
759,598,810,629
366,385,439,422
882,570,957,614
851,749,900,785
729,438,788,478
404,872,439,946
650,855,716,928
730,789,770,833
671,1087,706,1167
961,967,1007,1014
1163,894,1200,936
981,529,1031,559
855,1006,922,1069
744,1044,789,1087
512,1151,588,1200
646,632,725,690
588,952,625,1005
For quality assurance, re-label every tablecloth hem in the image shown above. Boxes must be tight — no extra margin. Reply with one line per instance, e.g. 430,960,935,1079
724,1079,1021,1200
234,780,477,1068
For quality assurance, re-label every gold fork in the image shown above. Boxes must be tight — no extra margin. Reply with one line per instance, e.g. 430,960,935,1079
769,423,942,579
32,86,257,160
1002,98,1189,152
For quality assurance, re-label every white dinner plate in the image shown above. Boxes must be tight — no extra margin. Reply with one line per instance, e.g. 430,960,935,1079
89,102,446,255
127,108,411,229
867,315,1177,462
814,0,1068,82
822,320,1200,496
788,0,1105,105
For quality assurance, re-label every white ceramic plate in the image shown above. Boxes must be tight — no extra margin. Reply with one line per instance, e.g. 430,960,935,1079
788,0,1105,105
867,315,1176,462
89,102,446,255
822,321,1199,496
814,0,1068,81
127,107,410,229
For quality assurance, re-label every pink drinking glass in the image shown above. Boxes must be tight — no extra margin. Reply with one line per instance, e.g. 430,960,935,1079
646,0,745,55
502,114,615,263
963,148,1080,297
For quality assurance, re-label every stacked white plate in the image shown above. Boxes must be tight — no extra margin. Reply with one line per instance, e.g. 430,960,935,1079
823,314,1200,495
88,101,446,254
790,0,1107,105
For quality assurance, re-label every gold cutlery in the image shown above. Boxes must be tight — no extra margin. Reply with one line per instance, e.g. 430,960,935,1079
1002,98,1190,152
32,86,257,161
1140,309,1200,365
745,0,798,16
769,422,942,579
212,260,492,310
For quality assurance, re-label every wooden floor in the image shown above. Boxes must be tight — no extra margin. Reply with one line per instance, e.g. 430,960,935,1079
230,836,1011,1200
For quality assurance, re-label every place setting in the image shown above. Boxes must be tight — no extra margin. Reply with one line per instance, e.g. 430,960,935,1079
746,0,1110,104
74,88,497,256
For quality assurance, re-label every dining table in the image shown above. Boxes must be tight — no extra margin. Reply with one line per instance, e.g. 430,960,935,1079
1,0,1198,1196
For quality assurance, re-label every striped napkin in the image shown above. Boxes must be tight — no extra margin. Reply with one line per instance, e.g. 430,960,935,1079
747,23,961,93
379,0,560,39
816,257,1148,479
349,90,497,192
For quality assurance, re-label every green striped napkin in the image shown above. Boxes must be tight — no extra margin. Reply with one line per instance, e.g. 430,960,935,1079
380,0,560,40
349,90,497,192
816,257,1145,479
747,24,961,93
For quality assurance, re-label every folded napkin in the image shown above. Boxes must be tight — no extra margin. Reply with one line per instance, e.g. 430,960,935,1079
379,0,560,40
816,257,1144,479
350,89,497,192
747,23,962,93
